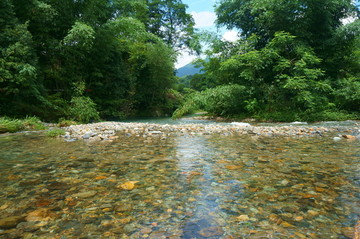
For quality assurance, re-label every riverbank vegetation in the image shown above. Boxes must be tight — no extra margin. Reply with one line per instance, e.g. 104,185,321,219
1,0,197,122
1,0,359,123
0,116,46,133
175,0,360,122
45,128,66,137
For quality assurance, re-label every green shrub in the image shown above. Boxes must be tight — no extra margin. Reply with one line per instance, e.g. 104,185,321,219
172,84,248,119
253,112,300,122
0,116,46,133
252,110,359,122
58,119,78,127
46,128,66,137
0,118,24,133
67,96,100,123
301,110,359,122
201,84,248,116
334,77,360,112
22,116,46,130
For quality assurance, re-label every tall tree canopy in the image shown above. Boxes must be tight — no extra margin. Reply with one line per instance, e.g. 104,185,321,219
174,0,360,121
216,0,357,48
0,0,198,121
147,0,199,52
0,0,45,116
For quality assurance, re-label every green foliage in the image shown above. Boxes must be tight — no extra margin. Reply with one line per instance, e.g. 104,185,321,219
62,80,100,123
333,77,360,111
173,84,248,118
179,0,358,121
45,128,66,137
200,84,248,116
161,89,184,114
1,0,198,121
177,1,359,121
63,22,95,50
172,97,198,119
68,96,100,123
0,20,45,114
302,110,359,122
146,0,199,52
218,32,327,112
2,0,358,123
0,116,46,133
216,0,357,50
58,119,77,127
22,116,46,130
252,112,300,122
0,117,24,133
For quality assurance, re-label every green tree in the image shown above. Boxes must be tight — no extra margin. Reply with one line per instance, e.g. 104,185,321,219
67,81,100,123
176,0,360,120
86,17,176,117
216,0,360,80
146,0,199,52
203,32,328,115
0,0,46,116
216,0,357,49
1,0,200,120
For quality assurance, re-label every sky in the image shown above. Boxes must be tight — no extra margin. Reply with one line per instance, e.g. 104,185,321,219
175,0,239,68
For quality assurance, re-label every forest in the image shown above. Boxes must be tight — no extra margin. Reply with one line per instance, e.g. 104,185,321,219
1,0,360,123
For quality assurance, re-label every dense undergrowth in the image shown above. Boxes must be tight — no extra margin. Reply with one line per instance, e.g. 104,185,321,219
0,116,46,133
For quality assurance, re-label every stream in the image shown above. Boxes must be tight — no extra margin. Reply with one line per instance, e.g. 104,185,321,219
0,120,359,238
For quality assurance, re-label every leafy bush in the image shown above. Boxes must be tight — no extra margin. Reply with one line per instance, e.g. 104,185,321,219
201,84,248,116
67,96,100,123
252,109,359,122
22,116,46,130
300,110,359,122
58,119,78,127
0,118,24,133
334,77,360,112
46,128,66,137
172,98,198,119
253,112,300,122
172,84,248,118
0,116,46,133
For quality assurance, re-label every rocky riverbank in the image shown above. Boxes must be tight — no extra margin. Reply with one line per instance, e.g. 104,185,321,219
63,121,360,142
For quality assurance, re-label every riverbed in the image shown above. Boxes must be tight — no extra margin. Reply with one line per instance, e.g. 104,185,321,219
0,121,359,238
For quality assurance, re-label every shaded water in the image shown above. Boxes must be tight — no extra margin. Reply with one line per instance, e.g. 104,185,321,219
0,132,359,238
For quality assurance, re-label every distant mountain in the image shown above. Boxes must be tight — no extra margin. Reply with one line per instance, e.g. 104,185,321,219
176,63,203,77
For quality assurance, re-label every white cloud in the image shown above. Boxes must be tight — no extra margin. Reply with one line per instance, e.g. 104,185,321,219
222,30,240,42
176,52,197,69
191,11,217,28
341,16,357,25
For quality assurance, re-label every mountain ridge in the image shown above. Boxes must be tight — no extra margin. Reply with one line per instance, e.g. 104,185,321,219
176,63,203,77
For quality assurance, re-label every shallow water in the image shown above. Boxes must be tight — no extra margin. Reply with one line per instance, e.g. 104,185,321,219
0,132,359,238
120,115,360,128
119,116,218,125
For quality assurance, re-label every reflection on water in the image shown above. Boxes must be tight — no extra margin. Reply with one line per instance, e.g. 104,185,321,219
0,133,359,238
176,136,224,238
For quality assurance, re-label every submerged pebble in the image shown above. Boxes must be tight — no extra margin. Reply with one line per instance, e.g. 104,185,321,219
0,127,359,238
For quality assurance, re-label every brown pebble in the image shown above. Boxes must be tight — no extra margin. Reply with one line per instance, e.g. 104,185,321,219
342,227,355,238
140,227,152,234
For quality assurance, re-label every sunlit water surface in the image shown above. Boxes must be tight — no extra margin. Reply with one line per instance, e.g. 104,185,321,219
0,132,359,238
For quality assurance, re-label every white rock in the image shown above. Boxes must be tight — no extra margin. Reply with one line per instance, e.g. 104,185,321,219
230,122,251,127
333,137,342,141
290,121,308,125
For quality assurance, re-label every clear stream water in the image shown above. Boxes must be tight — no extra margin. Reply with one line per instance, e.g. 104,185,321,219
0,120,359,238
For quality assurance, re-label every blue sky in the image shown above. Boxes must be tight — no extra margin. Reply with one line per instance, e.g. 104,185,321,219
182,0,217,12
176,0,239,68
